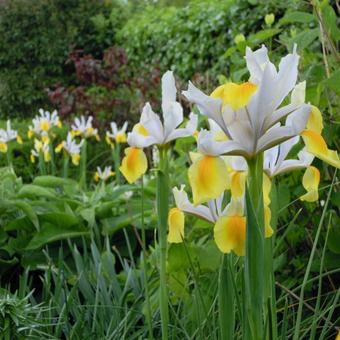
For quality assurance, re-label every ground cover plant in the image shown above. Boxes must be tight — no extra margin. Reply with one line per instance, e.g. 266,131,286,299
0,0,339,339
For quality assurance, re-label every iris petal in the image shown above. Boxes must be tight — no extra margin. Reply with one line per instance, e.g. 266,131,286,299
167,208,185,243
120,147,148,184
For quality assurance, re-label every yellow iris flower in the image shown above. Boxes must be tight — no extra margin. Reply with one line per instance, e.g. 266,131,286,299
167,208,185,243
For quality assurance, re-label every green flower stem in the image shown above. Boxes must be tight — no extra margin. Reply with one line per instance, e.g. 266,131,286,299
38,152,46,175
157,146,169,340
219,254,235,340
80,140,87,189
49,142,56,175
245,153,265,340
141,176,154,339
63,154,69,179
114,143,121,185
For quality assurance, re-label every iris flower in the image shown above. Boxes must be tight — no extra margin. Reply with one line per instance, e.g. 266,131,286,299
30,139,51,163
71,116,100,140
55,133,84,165
120,71,197,183
0,120,22,153
183,45,311,159
94,166,115,182
106,121,128,147
28,109,62,142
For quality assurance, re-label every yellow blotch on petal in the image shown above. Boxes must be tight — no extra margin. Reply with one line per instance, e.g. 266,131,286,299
133,123,149,136
300,166,320,202
214,131,229,142
115,132,127,143
41,135,50,144
301,130,340,169
211,82,257,111
263,173,272,206
167,208,185,243
119,147,148,184
264,206,273,238
307,106,323,134
16,135,23,144
214,215,246,256
71,153,80,166
55,142,64,153
40,120,50,132
188,155,229,205
0,142,8,153
230,171,246,199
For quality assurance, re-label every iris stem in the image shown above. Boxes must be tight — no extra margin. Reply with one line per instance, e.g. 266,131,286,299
63,155,69,179
219,254,235,340
80,139,87,189
6,148,12,169
245,153,265,340
157,146,169,339
114,143,121,185
38,152,46,175
49,142,56,175
141,176,154,339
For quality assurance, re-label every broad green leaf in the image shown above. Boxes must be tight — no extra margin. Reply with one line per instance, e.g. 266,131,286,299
33,175,78,188
167,243,192,272
249,28,281,43
26,222,89,250
18,185,57,199
279,11,315,25
323,69,340,95
288,28,319,51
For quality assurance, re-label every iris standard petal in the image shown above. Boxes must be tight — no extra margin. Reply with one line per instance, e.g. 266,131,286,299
300,166,320,202
214,215,246,256
167,208,185,243
188,154,229,205
120,147,148,184
301,130,340,169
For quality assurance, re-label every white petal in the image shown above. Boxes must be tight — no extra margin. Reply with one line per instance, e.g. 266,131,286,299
286,103,311,134
110,122,118,135
182,82,227,133
140,103,164,143
163,102,183,140
161,71,177,116
122,121,128,132
264,103,299,131
127,131,157,148
165,112,197,143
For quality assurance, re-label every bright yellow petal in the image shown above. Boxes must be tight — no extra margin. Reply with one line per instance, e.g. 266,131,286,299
189,152,202,163
16,135,23,144
55,142,64,153
95,133,101,141
94,172,100,182
307,106,323,134
28,130,34,139
167,208,185,243
115,132,127,143
188,155,228,205
56,119,62,128
106,134,114,148
301,130,340,169
300,166,320,202
30,154,35,163
41,135,50,144
0,143,8,153
263,173,271,206
264,205,273,238
119,147,148,184
230,171,246,199
211,82,257,111
44,151,51,162
214,215,246,256
40,120,50,132
133,123,149,136
71,153,80,166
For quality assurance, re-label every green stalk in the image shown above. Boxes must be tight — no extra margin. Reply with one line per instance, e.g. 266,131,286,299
244,153,264,340
38,151,46,175
6,146,12,169
63,154,69,179
157,146,169,340
80,139,87,189
114,143,121,185
49,141,56,175
219,254,235,340
141,176,154,339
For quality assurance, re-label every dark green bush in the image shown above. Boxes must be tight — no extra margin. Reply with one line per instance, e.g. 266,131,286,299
0,0,119,118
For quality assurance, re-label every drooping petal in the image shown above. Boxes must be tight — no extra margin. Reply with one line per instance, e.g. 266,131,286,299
264,205,274,238
120,147,148,184
0,142,8,153
188,154,229,205
71,153,80,166
300,166,320,202
301,130,340,169
230,171,246,199
263,173,271,206
214,215,246,256
306,106,323,134
167,208,185,243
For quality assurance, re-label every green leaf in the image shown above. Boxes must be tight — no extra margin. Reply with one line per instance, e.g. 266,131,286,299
17,184,57,199
288,28,319,51
327,226,340,254
249,28,281,43
279,11,315,25
26,221,89,250
323,69,340,95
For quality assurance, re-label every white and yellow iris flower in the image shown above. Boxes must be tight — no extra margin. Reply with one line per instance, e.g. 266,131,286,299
94,166,115,182
55,133,84,166
183,45,311,159
106,121,128,147
71,115,99,140
28,109,61,142
0,120,22,153
30,139,51,163
127,71,197,148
